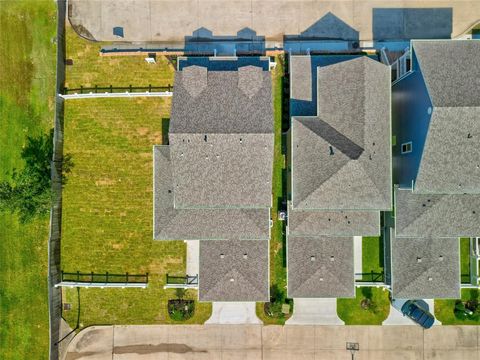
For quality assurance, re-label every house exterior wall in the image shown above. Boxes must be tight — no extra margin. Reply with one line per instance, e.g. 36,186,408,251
392,52,432,188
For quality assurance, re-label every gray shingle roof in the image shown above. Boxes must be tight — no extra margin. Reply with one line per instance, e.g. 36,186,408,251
169,65,274,207
412,41,480,194
287,236,354,298
391,231,460,299
292,57,391,210
288,206,380,237
171,66,273,134
395,187,480,238
412,40,480,108
170,133,273,208
153,146,270,240
199,239,269,301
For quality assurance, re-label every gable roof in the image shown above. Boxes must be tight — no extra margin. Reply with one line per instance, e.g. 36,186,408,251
291,57,391,210
170,65,273,134
199,240,269,301
153,146,270,240
287,236,354,298
395,187,480,238
169,66,274,208
391,231,460,299
412,40,480,194
288,206,380,237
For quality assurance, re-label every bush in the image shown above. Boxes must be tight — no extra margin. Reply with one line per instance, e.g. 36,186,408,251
264,284,292,319
168,299,194,321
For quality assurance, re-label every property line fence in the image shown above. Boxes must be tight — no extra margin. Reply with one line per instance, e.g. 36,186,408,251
55,271,148,288
60,85,173,100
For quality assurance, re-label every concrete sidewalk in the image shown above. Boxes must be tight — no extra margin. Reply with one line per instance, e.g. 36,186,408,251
69,0,480,44
65,324,480,360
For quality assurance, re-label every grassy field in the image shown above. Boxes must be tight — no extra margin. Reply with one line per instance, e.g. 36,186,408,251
362,236,384,280
460,237,471,283
65,24,174,90
337,287,390,325
256,55,291,325
61,98,211,327
435,289,480,325
0,1,56,359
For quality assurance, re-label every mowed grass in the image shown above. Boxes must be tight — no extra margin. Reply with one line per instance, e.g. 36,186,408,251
256,55,290,325
460,237,470,283
65,24,174,89
0,1,56,359
362,236,384,279
61,98,211,327
337,288,390,325
435,289,480,325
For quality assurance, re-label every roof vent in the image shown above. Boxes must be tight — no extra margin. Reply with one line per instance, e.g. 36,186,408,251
310,256,316,262
330,256,335,262
204,135,208,142
439,255,444,262
467,133,472,139
428,277,433,281
417,257,422,263
220,254,225,259
319,277,324,282
243,253,248,259
230,278,235,282
329,146,334,155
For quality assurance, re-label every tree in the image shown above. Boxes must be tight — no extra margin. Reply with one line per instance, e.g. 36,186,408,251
0,129,73,222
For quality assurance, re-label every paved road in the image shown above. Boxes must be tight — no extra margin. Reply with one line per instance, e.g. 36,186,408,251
68,0,480,44
65,324,480,359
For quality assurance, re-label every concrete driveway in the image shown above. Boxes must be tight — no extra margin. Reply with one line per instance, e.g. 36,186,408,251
383,299,442,326
205,302,262,324
69,0,480,43
65,324,480,360
286,298,344,325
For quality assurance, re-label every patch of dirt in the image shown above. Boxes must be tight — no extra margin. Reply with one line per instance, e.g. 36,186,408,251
95,178,116,186
114,343,207,355
112,243,124,249
70,22,96,41
136,127,149,136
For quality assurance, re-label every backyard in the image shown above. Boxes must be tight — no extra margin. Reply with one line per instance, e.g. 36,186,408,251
256,55,292,324
61,98,211,327
0,1,57,359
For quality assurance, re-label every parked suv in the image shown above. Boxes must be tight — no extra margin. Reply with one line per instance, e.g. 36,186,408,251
401,300,435,329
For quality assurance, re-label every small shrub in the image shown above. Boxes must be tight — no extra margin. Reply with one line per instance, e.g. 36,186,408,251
168,299,194,321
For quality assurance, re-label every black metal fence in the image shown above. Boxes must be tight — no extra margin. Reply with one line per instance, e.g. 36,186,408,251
63,84,172,95
356,271,385,283
61,271,148,284
166,274,198,285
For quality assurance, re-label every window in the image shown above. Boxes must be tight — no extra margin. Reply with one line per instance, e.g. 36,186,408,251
401,142,412,154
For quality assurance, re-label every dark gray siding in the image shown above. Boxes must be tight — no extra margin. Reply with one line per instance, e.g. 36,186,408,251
392,52,432,188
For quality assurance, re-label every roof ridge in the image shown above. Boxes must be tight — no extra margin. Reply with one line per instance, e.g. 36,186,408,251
202,267,262,299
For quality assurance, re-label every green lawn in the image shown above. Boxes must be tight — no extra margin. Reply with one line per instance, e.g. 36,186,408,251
362,236,384,281
460,237,471,283
435,289,480,325
256,55,291,325
0,1,56,359
61,98,211,327
337,287,390,325
65,24,174,90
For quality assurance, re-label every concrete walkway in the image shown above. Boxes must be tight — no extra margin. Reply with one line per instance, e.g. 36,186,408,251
286,298,344,325
185,240,199,276
69,0,480,43
205,302,262,324
353,236,362,279
65,324,480,360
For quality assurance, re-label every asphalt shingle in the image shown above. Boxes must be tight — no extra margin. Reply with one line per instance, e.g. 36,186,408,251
287,236,355,298
199,239,269,301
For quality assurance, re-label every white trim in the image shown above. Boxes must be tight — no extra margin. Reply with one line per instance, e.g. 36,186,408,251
59,91,172,100
55,282,147,288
